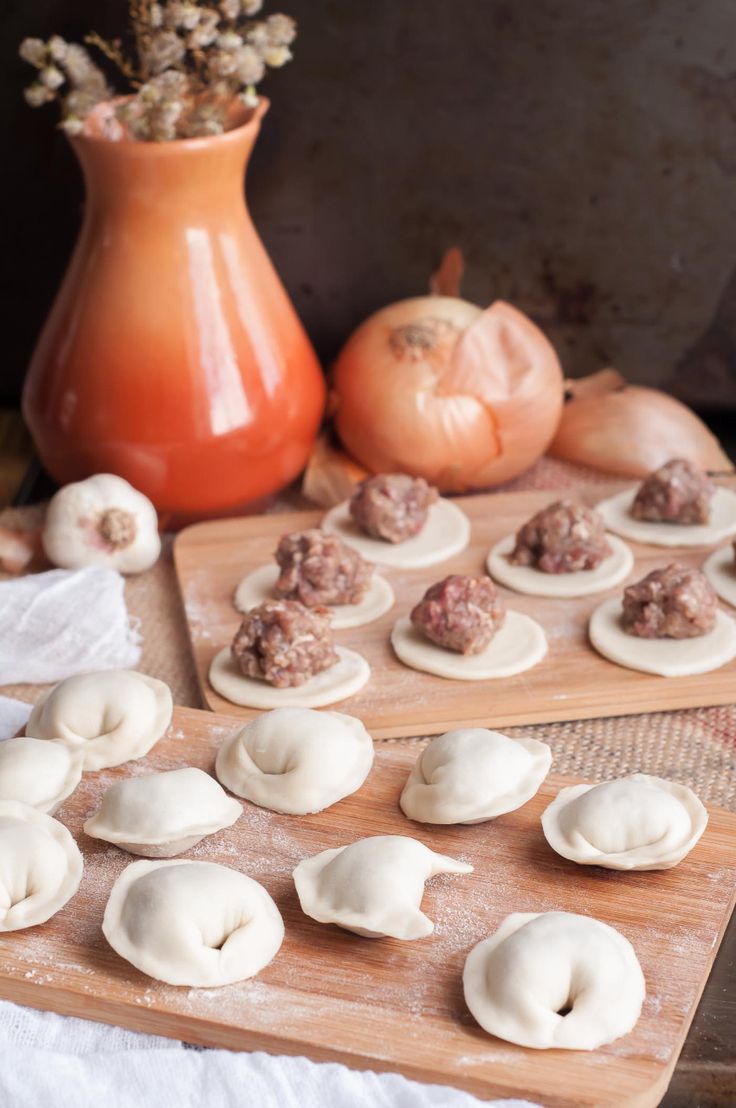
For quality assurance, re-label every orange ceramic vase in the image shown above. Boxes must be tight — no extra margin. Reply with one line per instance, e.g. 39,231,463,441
22,99,325,523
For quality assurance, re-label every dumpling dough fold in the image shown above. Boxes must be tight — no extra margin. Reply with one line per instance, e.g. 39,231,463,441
293,834,472,939
216,707,374,815
0,738,83,813
0,800,83,931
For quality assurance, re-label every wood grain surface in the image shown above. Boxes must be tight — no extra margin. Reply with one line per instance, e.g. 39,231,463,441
173,484,736,737
0,705,733,1108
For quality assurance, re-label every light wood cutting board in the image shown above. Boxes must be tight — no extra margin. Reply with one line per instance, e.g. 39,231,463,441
173,484,736,737
1,706,733,1108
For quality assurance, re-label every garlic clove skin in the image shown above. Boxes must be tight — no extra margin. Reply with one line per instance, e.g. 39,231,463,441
42,474,161,575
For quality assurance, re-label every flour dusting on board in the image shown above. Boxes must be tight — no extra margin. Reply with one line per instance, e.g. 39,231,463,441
0,707,733,1106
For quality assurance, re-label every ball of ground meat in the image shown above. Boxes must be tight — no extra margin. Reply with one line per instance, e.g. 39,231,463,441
410,574,505,654
349,474,438,543
509,499,611,574
274,529,372,607
621,563,717,639
631,458,714,525
231,599,338,687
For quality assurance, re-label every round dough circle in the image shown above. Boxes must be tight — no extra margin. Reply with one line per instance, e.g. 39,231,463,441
390,612,547,681
103,858,284,987
596,487,736,547
463,911,645,1050
216,707,374,814
233,564,394,630
0,738,83,814
321,497,470,569
486,533,633,598
703,545,736,609
541,774,708,871
209,646,370,709
589,596,736,676
0,800,83,931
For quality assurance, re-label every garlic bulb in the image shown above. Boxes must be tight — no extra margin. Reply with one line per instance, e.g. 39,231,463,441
42,474,161,574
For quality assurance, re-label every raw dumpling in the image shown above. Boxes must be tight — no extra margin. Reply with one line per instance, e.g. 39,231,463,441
400,729,551,825
541,774,707,870
463,911,645,1050
103,858,284,986
215,707,374,815
0,737,83,813
0,800,83,931
26,670,173,771
293,834,472,939
84,767,242,857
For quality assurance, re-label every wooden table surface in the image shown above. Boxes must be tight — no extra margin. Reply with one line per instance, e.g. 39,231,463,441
4,428,735,1107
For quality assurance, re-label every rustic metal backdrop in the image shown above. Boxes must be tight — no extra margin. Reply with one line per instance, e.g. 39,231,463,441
4,0,736,410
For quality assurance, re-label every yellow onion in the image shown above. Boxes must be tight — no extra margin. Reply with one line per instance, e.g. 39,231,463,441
549,369,732,477
331,297,565,492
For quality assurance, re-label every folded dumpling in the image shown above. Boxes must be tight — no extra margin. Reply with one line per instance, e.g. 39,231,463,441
0,737,83,813
26,670,173,770
103,859,284,986
0,800,83,931
85,767,242,857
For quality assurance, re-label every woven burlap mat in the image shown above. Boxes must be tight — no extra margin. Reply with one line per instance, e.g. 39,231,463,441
3,457,735,810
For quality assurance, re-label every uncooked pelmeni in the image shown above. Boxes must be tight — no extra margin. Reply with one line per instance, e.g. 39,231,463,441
25,670,173,771
391,611,547,680
322,498,470,569
463,911,645,1050
293,834,472,939
233,564,394,630
703,545,736,609
541,773,707,870
209,645,370,709
216,708,374,815
400,728,551,825
0,800,83,931
589,596,736,676
486,533,633,598
103,858,284,986
596,486,736,547
0,738,83,813
84,767,242,857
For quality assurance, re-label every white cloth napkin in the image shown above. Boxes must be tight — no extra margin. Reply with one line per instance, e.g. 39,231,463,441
0,1000,537,1108
0,567,140,684
0,706,538,1108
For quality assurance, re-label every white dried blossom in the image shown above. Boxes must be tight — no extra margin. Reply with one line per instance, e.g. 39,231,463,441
239,85,258,107
151,69,189,96
166,2,201,30
65,88,99,116
39,65,65,91
219,0,241,19
216,30,242,49
187,9,219,48
265,14,296,46
59,115,85,135
19,38,47,67
143,30,186,75
207,48,238,77
150,4,164,28
62,43,108,95
24,82,54,107
242,0,264,12
47,36,69,62
233,44,264,84
262,44,291,67
245,23,269,47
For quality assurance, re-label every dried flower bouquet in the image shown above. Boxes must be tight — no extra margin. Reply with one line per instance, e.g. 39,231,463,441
19,0,295,141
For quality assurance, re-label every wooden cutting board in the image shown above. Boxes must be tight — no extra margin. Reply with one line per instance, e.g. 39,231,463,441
173,484,736,737
1,706,733,1107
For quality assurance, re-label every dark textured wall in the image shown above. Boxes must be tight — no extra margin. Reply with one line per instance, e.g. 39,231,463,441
4,0,736,409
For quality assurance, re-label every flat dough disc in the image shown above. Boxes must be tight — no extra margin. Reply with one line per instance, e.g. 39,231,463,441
486,533,633,598
703,546,736,609
321,498,470,568
390,612,547,680
209,646,370,708
233,564,394,630
596,487,736,547
589,596,736,676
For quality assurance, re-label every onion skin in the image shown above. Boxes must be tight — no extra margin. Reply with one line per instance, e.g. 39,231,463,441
549,370,733,478
332,297,565,493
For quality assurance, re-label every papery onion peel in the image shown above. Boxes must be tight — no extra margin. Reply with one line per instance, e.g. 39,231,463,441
331,296,565,493
549,369,733,477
